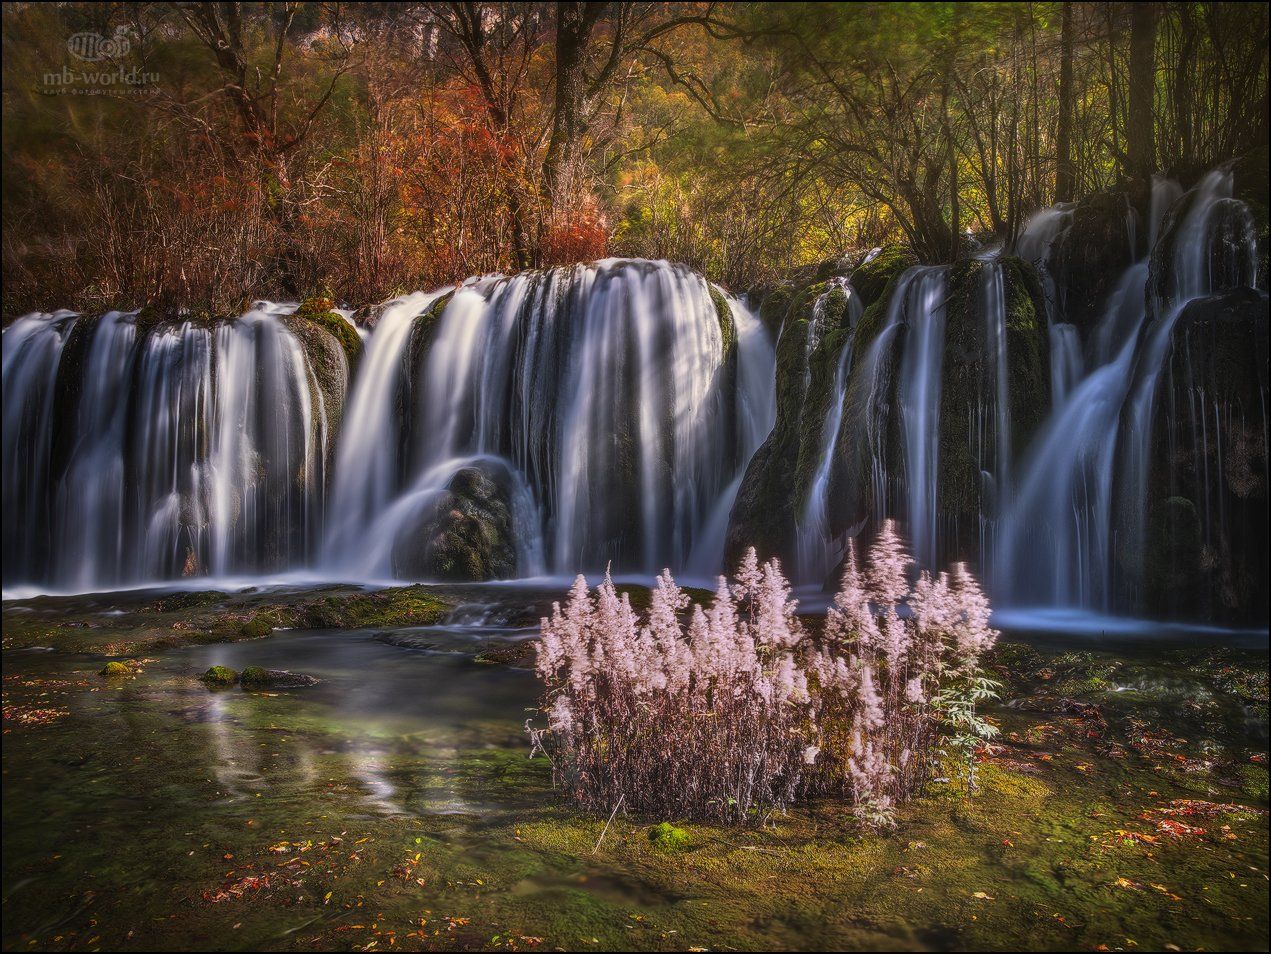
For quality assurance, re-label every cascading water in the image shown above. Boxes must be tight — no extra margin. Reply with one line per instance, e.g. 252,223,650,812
3,303,336,590
795,283,863,582
1117,170,1259,598
896,267,949,570
324,260,765,580
2,310,76,582
995,263,1148,608
3,261,772,593
996,169,1260,613
687,297,776,577
971,261,1013,564
322,288,452,564
1016,205,1082,403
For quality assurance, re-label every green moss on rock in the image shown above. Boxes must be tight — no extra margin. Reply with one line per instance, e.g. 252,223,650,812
296,292,362,374
200,665,239,686
390,462,519,581
849,245,918,310
99,661,130,677
240,666,319,689
648,822,693,852
757,282,795,337
239,617,272,639
725,279,859,568
709,283,737,356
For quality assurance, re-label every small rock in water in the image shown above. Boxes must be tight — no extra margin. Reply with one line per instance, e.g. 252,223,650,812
240,666,319,689
99,661,131,677
200,665,240,686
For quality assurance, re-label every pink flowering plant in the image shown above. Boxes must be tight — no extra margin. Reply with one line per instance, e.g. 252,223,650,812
528,519,1001,827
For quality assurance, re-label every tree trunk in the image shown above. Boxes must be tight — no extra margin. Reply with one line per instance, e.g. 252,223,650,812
1055,1,1076,202
543,2,595,214
941,8,960,261
1126,2,1158,187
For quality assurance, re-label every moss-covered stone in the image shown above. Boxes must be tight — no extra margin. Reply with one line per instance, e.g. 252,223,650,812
1053,190,1135,330
725,279,857,568
240,666,319,689
848,244,919,310
99,661,130,677
390,462,520,582
757,282,795,337
1,584,454,656
709,283,737,356
199,665,239,686
282,310,351,452
239,617,273,639
295,292,362,374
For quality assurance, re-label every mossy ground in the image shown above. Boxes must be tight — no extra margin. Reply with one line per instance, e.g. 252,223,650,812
2,590,1266,952
2,584,452,656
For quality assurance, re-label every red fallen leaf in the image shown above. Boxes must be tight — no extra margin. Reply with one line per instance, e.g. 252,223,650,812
1155,818,1205,839
1001,839,1014,847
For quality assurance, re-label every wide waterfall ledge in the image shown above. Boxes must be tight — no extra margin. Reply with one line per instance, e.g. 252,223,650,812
4,166,1268,632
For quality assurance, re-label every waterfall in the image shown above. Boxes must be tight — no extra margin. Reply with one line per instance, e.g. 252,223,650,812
796,338,853,582
3,303,335,590
1016,205,1082,403
52,311,137,587
793,282,863,583
3,260,772,592
323,290,450,564
687,296,776,577
322,259,763,581
897,267,949,569
995,264,1147,608
975,261,1012,564
1117,170,1258,596
996,169,1258,612
2,311,76,582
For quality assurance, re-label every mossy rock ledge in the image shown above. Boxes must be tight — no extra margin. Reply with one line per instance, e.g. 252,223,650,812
724,278,858,569
1052,190,1135,332
294,292,363,373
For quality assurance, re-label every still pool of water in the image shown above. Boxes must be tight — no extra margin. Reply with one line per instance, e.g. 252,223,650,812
3,591,1268,952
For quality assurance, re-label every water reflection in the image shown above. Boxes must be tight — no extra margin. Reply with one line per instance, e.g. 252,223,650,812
157,626,539,819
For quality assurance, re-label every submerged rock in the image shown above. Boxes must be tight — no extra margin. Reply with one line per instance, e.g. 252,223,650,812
239,666,319,689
